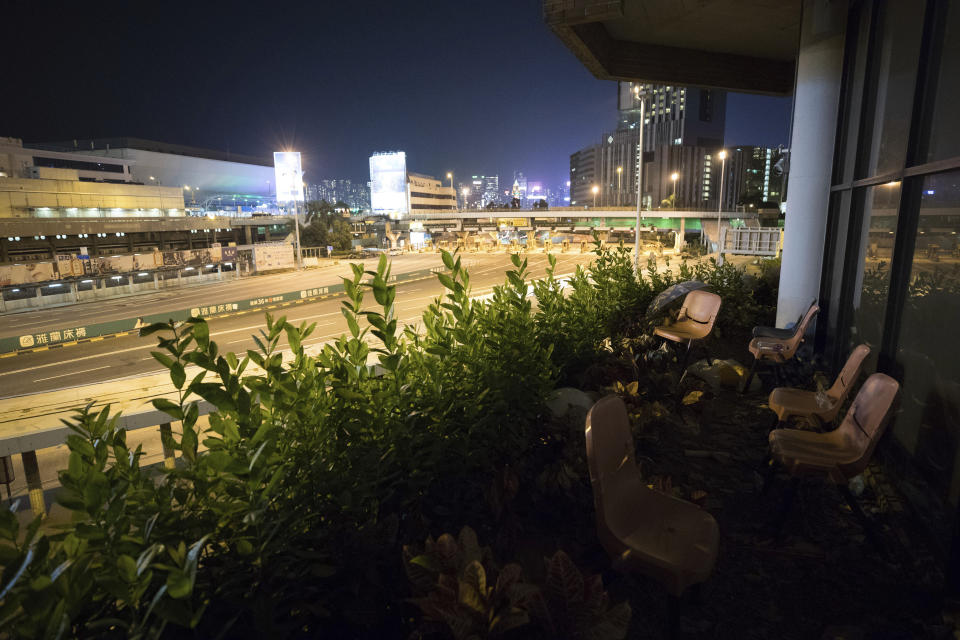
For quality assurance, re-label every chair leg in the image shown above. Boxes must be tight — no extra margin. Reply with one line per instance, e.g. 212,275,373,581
773,477,801,537
839,483,889,559
667,593,682,640
679,340,693,371
760,457,779,496
741,357,757,394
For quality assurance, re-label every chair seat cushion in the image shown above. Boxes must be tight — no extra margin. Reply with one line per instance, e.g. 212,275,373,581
654,319,711,342
606,481,719,596
768,427,857,483
768,387,838,423
753,325,796,340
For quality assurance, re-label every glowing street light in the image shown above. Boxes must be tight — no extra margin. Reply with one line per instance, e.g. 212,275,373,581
616,166,623,206
670,172,679,204
592,184,599,208
461,186,470,210
446,172,454,189
717,150,727,254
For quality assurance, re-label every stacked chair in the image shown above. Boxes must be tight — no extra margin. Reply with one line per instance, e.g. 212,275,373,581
741,301,819,393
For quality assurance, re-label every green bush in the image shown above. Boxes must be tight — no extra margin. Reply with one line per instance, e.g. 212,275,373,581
0,247,773,638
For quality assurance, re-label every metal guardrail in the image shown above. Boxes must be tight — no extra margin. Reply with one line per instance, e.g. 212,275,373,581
3,401,215,517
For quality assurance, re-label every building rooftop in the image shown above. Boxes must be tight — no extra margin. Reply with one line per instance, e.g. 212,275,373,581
27,137,273,167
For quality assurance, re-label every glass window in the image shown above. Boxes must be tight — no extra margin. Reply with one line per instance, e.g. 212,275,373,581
895,170,960,503
849,182,901,358
859,0,925,178
835,2,873,184
926,1,960,162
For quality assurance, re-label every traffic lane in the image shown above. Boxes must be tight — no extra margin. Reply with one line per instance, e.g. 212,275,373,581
0,254,448,336
0,252,594,397
0,251,532,339
0,251,565,335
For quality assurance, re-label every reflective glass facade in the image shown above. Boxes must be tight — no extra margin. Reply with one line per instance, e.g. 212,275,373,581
820,0,960,538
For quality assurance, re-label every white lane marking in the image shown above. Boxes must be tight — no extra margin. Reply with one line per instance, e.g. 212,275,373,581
0,343,153,376
34,365,112,382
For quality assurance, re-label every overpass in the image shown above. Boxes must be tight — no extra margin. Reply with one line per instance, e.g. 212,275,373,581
0,215,293,261
395,207,766,250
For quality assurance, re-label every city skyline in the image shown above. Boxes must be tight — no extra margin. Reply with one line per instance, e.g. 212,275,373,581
1,0,792,186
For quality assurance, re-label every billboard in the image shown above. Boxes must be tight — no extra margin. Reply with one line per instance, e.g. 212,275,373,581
370,151,408,217
273,152,304,203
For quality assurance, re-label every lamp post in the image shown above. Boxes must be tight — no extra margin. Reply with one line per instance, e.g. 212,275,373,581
592,185,599,208
446,172,453,189
717,150,727,254
632,84,646,274
670,172,679,204
461,186,470,210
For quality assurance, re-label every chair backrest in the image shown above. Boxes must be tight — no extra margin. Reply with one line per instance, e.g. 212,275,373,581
585,395,638,541
680,290,722,327
836,373,900,478
780,301,820,359
827,344,871,403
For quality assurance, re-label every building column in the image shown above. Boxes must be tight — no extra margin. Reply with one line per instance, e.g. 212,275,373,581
0,238,8,262
526,231,537,250
675,217,686,252
386,231,401,249
776,0,848,327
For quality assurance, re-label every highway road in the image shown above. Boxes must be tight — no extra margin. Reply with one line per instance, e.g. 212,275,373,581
0,252,595,398
0,254,449,340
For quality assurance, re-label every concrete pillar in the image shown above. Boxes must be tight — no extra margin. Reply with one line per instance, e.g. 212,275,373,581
386,231,401,249
776,0,847,327
187,233,194,249
526,231,537,250
244,226,253,244
675,217,686,252
158,231,166,250
0,238,7,262
22,451,45,517
159,423,177,470
456,231,471,250
153,273,160,290
71,281,79,302
217,264,223,281
127,235,134,252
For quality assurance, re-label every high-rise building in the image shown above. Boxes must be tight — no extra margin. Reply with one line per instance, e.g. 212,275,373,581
617,82,726,150
482,175,500,207
721,146,788,210
570,82,729,209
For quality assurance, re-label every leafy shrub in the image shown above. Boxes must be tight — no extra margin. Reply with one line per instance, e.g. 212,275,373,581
403,526,630,640
0,247,772,638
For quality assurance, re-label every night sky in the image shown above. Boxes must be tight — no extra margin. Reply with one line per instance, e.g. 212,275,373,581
3,0,792,186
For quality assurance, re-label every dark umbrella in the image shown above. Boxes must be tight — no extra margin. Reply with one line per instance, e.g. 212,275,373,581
646,280,709,316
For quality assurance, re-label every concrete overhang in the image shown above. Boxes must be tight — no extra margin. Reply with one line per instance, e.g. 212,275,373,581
544,0,802,95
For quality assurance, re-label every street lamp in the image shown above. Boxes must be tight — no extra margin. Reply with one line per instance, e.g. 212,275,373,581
632,83,647,274
461,186,470,210
592,184,599,208
616,166,622,206
717,150,727,254
670,172,679,204
446,172,453,189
